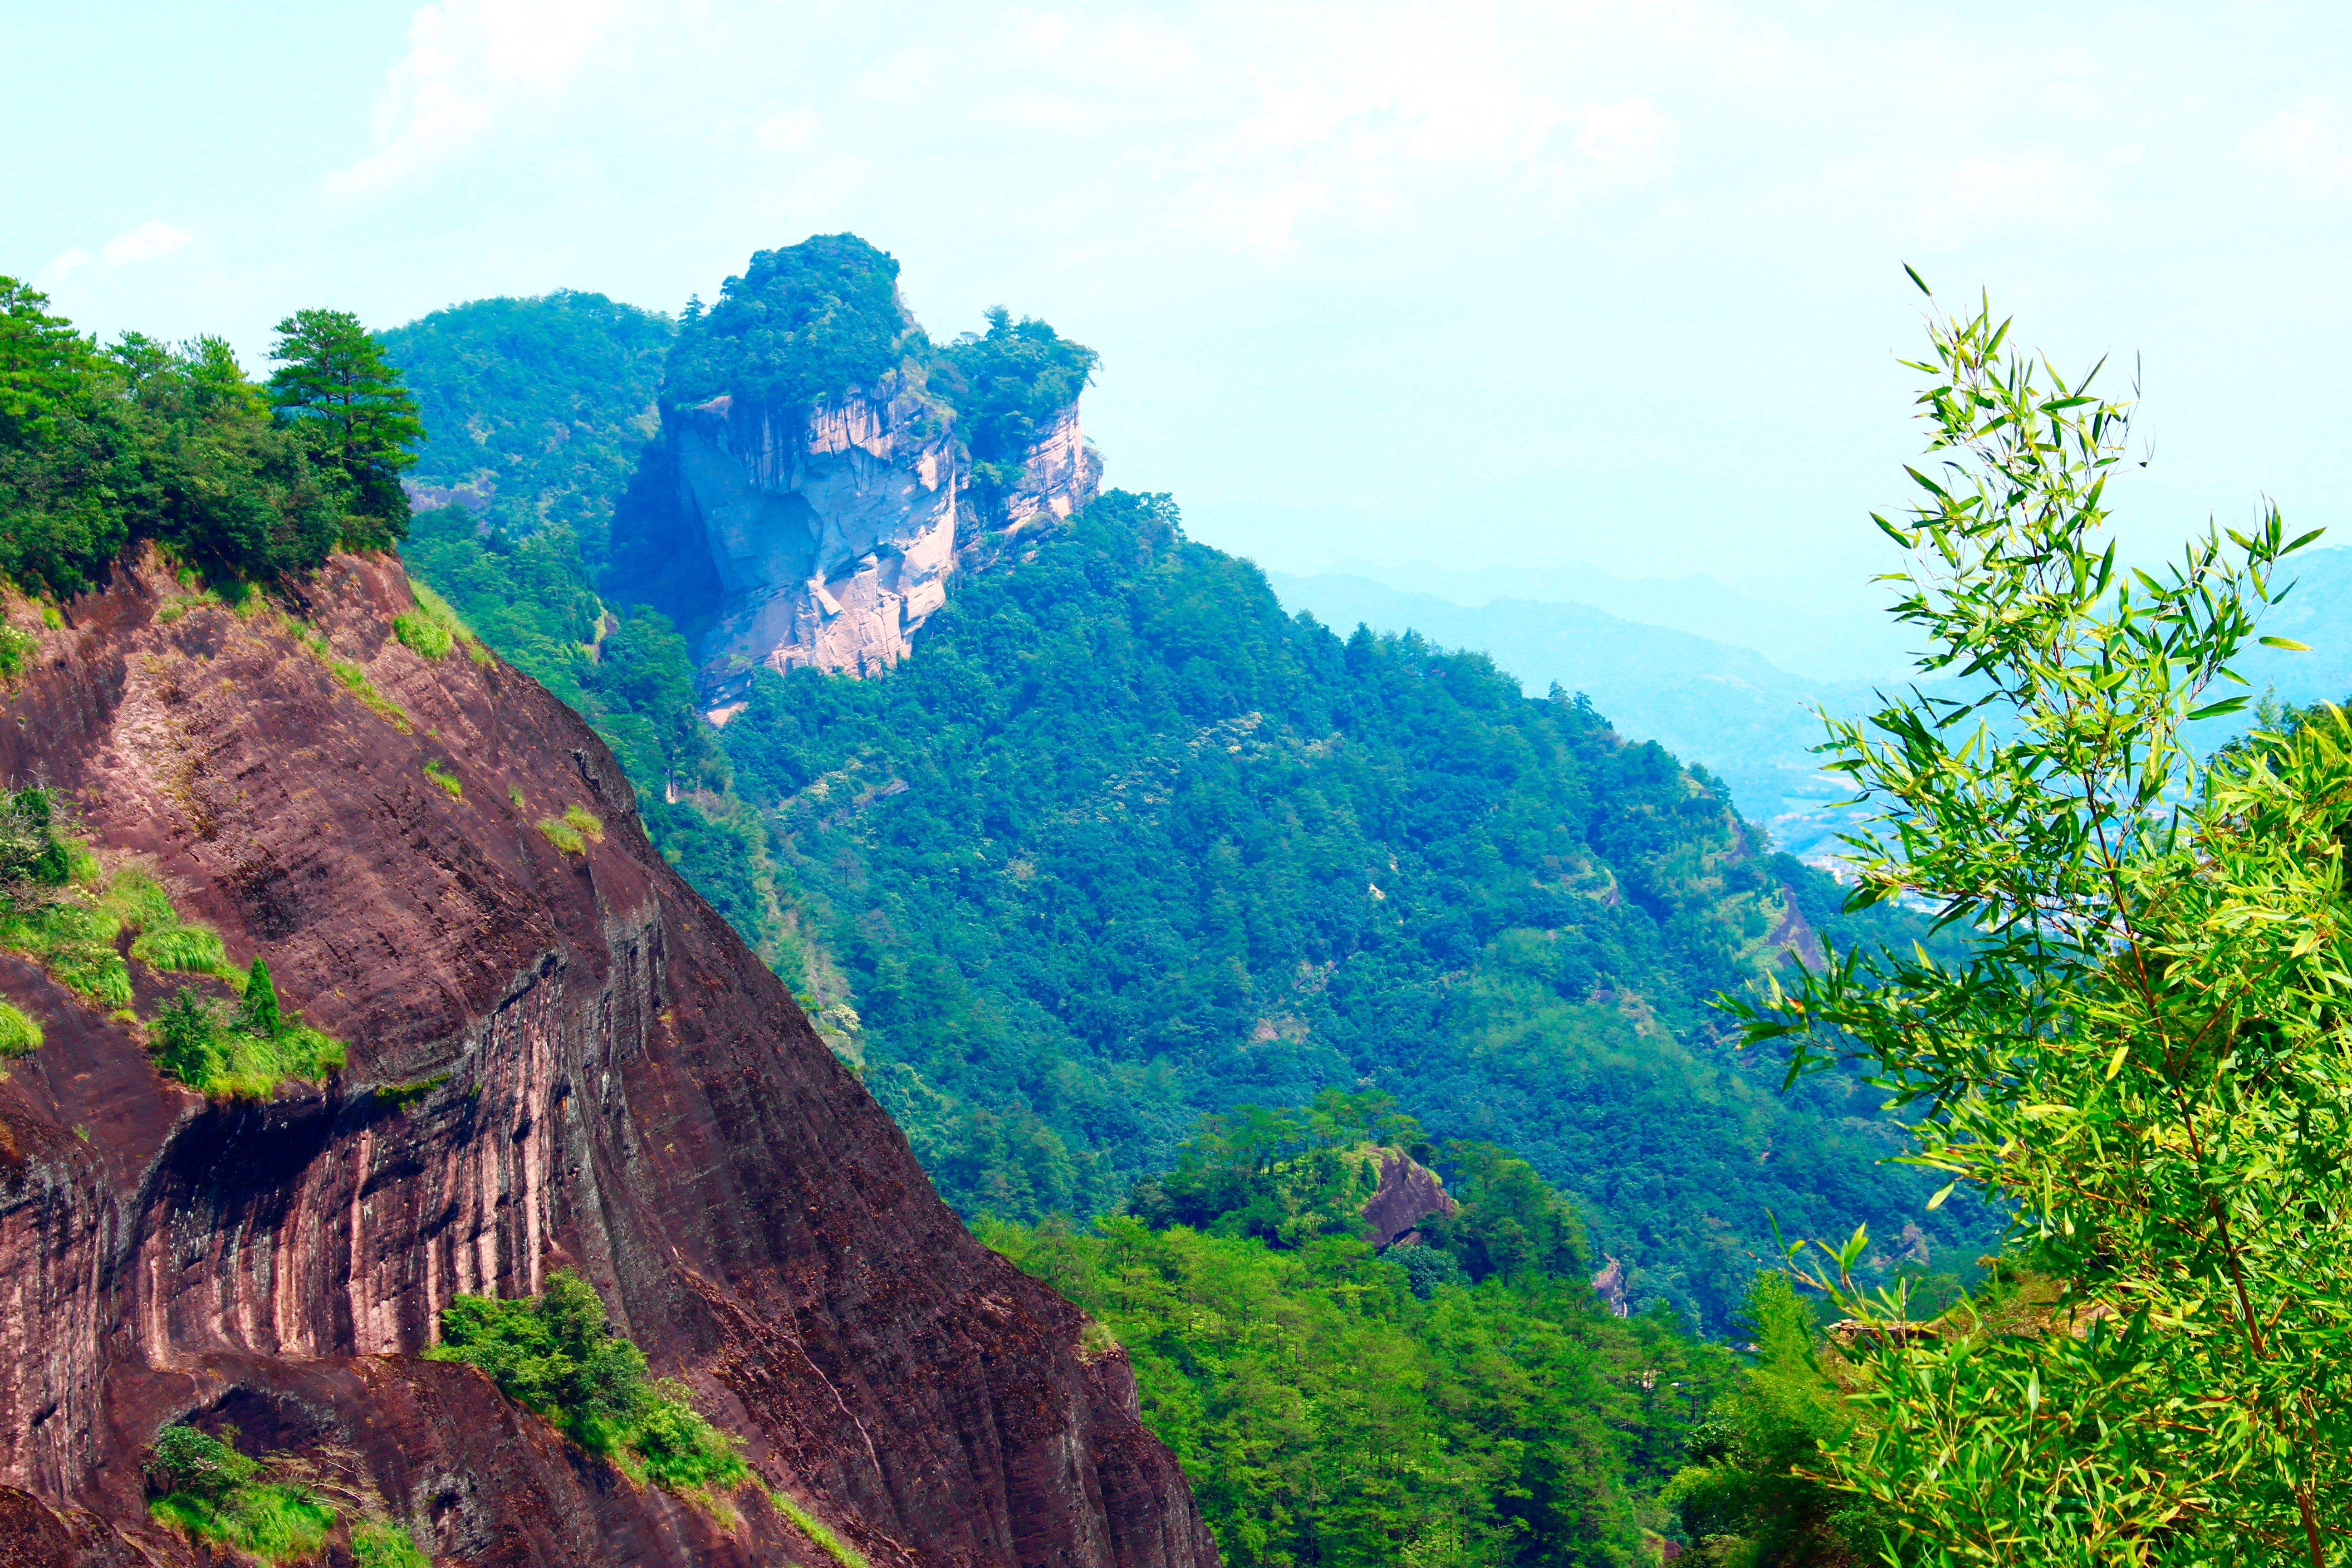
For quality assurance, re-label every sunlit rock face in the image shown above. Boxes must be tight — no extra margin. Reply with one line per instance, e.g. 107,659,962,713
674,377,1098,701
1000,402,1102,536
674,374,959,692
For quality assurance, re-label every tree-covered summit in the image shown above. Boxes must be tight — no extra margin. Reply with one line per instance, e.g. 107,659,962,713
660,233,921,413
377,290,672,559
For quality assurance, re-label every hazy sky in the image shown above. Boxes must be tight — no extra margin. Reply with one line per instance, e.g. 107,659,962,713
10,2,2349,593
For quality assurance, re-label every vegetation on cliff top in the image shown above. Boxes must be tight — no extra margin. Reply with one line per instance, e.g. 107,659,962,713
0,279,421,598
430,1269,747,1499
660,233,916,414
377,290,671,557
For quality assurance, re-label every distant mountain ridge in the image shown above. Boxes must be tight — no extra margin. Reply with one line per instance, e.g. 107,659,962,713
1266,570,1889,856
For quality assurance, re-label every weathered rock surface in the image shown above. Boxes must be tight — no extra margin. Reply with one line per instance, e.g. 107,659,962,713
1359,1151,1456,1249
0,552,1214,1567
674,378,1098,700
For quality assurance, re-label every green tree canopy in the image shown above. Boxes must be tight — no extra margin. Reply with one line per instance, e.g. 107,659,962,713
267,307,424,545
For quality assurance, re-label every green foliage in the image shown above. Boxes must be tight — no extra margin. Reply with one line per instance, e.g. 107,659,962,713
350,1518,433,1568
934,306,1096,510
702,490,1978,1326
424,758,462,799
1662,1273,1876,1566
0,275,97,440
322,648,411,731
266,308,423,548
0,281,372,597
429,1269,747,1496
242,955,280,1034
0,1001,39,1057
564,804,603,840
145,1424,334,1566
402,505,602,700
769,1491,868,1568
0,805,222,1011
394,608,454,659
389,285,1988,1325
377,290,671,561
372,1073,450,1112
989,1137,1729,1568
0,620,34,681
662,235,916,413
1728,288,2352,1560
149,980,345,1098
537,816,586,854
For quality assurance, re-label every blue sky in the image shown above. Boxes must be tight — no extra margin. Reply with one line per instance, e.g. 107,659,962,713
9,1,2350,598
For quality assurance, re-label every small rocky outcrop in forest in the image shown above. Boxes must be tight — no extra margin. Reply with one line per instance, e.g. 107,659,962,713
1360,1149,1458,1248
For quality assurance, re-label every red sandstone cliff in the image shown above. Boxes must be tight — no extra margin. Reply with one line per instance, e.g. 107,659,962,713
0,550,1216,1567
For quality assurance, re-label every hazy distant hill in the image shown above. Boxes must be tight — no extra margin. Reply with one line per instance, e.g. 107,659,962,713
1266,571,1887,856
1314,557,1917,684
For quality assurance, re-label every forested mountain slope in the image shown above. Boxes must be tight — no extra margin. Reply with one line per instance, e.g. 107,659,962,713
386,276,1994,1331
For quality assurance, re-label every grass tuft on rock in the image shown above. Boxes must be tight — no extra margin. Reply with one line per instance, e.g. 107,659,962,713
0,622,34,683
0,788,235,1019
150,956,345,1098
429,1269,747,1503
770,1491,869,1568
537,816,586,855
424,758,463,799
0,1002,40,1057
145,1425,335,1567
392,610,454,660
351,1517,434,1568
563,804,604,842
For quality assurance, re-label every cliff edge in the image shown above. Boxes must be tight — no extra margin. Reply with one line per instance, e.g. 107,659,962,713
0,551,1213,1567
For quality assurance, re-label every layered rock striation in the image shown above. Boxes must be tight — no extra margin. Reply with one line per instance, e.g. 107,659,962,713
675,379,1098,704
0,552,1213,1566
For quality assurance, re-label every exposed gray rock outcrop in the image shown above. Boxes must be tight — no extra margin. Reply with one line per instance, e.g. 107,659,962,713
676,376,1098,703
1361,1150,1456,1248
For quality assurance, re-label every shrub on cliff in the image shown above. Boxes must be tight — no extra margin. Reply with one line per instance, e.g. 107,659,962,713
0,278,421,598
430,1269,747,1496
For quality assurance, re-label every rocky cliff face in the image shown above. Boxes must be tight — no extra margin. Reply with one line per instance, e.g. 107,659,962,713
1358,1152,1456,1249
676,379,1098,705
0,552,1213,1567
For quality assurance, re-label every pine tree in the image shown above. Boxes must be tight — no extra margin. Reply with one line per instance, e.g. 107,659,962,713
240,956,280,1038
266,309,423,548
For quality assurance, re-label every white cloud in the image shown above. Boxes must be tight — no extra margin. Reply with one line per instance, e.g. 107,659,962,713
1573,98,1674,188
325,0,627,199
101,220,192,268
754,107,821,154
34,248,89,290
2239,98,2352,189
